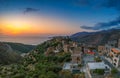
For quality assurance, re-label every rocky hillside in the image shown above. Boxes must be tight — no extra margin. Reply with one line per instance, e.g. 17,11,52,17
0,42,21,65
0,37,85,78
71,29,120,45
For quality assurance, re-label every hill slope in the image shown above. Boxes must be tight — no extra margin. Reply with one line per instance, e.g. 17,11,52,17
0,42,21,64
3,42,35,53
71,29,120,45
0,37,75,78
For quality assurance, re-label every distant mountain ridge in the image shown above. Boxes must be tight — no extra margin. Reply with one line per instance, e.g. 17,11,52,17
71,29,120,45
71,31,91,38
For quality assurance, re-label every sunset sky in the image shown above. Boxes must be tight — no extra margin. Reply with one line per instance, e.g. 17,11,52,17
0,0,120,37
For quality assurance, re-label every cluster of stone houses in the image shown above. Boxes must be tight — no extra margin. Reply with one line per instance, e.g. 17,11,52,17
43,37,85,73
61,39,111,78
84,47,111,78
63,41,111,78
62,41,83,73
44,37,113,78
98,39,120,69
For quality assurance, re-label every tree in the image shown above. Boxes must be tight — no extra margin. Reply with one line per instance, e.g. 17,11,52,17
12,73,25,78
59,70,73,78
94,57,102,62
46,71,58,78
73,73,85,78
111,68,118,75
93,69,105,75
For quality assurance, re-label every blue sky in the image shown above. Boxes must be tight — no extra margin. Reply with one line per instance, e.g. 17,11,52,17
0,0,120,36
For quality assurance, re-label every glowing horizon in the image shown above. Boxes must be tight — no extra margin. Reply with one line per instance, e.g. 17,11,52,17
0,14,86,36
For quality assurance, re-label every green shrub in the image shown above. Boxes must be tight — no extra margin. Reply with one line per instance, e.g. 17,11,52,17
93,69,105,75
111,68,118,74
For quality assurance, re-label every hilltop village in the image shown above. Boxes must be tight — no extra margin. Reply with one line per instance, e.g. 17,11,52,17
28,37,120,78
0,37,120,78
43,37,120,78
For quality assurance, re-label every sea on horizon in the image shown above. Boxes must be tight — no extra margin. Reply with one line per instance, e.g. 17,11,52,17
0,36,50,45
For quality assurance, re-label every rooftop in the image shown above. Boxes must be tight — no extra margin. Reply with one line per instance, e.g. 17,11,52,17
111,48,120,54
87,62,107,70
63,63,78,70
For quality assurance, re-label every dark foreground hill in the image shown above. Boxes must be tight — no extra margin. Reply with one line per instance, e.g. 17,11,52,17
0,42,21,64
0,42,35,64
3,42,35,53
71,29,120,45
